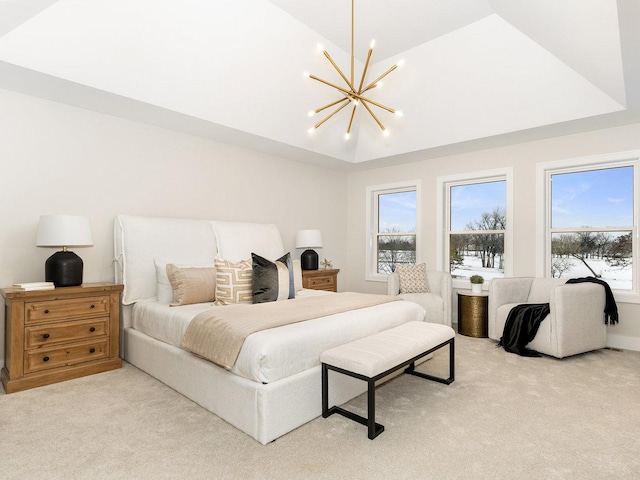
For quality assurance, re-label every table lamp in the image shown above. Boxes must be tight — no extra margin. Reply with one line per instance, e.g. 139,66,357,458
36,215,93,287
296,229,323,270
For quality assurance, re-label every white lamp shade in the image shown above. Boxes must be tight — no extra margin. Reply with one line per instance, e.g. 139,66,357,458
295,229,323,249
37,215,93,248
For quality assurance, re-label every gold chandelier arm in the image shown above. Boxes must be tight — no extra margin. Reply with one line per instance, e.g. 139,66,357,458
309,74,353,97
351,93,395,114
346,103,358,134
313,97,349,114
361,64,398,93
360,100,386,131
351,0,355,85
357,47,374,93
312,100,351,129
323,50,356,92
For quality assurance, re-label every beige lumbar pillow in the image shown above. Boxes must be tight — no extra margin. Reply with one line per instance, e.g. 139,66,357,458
166,264,216,306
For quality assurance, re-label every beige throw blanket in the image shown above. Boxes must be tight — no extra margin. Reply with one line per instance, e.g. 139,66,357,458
180,292,399,370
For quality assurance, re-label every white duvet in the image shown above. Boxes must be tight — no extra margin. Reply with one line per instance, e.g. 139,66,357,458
131,290,426,384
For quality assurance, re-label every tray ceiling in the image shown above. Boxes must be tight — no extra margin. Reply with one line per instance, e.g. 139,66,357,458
0,0,638,169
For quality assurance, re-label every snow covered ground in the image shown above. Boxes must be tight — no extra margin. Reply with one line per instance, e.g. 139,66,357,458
452,255,632,290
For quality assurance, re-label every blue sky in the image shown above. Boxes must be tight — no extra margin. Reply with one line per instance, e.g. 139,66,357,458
552,166,633,229
380,166,633,233
379,191,416,232
450,181,506,231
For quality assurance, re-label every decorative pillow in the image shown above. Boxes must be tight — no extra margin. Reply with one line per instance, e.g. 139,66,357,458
166,264,216,306
252,252,295,304
214,258,253,304
154,259,214,304
396,263,430,294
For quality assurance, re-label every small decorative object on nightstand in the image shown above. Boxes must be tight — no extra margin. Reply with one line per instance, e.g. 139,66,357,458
302,269,340,292
1,283,123,394
457,291,488,338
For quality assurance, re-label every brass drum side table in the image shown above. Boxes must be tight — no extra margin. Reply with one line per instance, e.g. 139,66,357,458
457,292,488,338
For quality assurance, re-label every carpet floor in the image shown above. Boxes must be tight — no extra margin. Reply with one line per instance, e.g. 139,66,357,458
1,333,639,479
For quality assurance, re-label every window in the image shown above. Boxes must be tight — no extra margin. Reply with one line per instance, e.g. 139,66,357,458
538,153,638,293
366,181,420,281
437,169,513,285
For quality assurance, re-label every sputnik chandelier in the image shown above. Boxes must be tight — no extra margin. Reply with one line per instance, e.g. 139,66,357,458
305,0,403,140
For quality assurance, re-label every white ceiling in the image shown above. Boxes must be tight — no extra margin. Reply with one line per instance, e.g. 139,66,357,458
0,0,639,170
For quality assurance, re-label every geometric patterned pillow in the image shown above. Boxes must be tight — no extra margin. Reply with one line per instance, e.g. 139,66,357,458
396,263,430,294
214,258,253,304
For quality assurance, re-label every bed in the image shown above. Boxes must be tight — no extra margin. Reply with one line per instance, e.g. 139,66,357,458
113,215,426,444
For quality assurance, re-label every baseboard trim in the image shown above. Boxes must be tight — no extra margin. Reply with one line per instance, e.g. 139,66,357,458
606,333,640,352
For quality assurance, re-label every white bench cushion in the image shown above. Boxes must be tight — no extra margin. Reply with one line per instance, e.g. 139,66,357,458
320,321,455,378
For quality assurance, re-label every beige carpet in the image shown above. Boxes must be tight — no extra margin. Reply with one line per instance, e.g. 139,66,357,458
1,334,639,480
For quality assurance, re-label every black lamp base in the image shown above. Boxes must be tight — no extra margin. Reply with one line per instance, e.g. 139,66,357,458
45,250,84,287
301,249,319,270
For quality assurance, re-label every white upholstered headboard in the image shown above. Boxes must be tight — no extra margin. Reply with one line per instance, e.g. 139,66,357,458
114,215,285,305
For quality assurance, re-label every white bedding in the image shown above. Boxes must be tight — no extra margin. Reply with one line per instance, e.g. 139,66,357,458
132,292,426,384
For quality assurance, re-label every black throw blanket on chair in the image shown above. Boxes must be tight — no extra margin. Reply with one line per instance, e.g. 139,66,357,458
498,276,619,356
565,277,619,325
497,303,550,357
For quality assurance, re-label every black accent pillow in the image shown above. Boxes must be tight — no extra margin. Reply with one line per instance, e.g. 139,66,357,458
251,252,295,303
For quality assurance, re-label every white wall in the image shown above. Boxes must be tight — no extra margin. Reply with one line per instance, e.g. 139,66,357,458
0,88,348,367
344,122,640,350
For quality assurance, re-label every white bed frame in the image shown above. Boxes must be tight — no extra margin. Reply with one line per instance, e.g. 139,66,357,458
114,215,371,444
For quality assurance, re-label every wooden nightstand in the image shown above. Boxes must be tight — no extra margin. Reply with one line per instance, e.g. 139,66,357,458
302,269,340,292
1,283,123,394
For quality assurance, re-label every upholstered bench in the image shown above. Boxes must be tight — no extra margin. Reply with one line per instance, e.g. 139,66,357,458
321,321,455,439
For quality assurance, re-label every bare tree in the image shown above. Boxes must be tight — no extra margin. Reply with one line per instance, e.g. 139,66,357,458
465,207,505,269
378,228,416,273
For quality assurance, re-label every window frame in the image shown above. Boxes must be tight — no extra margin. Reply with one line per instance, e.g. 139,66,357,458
365,180,421,282
437,168,513,291
536,151,640,302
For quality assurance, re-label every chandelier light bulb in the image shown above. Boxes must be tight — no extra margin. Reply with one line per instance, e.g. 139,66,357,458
395,110,403,117
370,39,376,49
308,110,315,117
317,44,324,53
376,82,382,89
308,127,316,134
303,71,310,78
397,59,405,68
383,129,390,137
344,133,351,140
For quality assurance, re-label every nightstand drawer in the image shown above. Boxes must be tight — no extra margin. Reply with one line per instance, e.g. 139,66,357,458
302,269,340,292
24,339,109,374
25,296,109,324
307,276,336,289
25,318,108,349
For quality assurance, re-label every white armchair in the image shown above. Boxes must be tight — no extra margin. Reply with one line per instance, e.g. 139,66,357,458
387,270,452,327
488,277,607,358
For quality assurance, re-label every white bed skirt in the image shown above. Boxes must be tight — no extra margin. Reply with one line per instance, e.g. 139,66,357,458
124,328,370,444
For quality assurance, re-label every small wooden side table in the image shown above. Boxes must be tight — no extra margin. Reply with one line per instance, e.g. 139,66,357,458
302,269,340,292
457,292,488,338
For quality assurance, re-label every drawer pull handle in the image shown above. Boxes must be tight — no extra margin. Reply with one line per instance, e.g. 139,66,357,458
89,327,96,332
44,309,49,314
90,348,96,353
90,304,95,309
43,333,50,339
43,356,50,362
